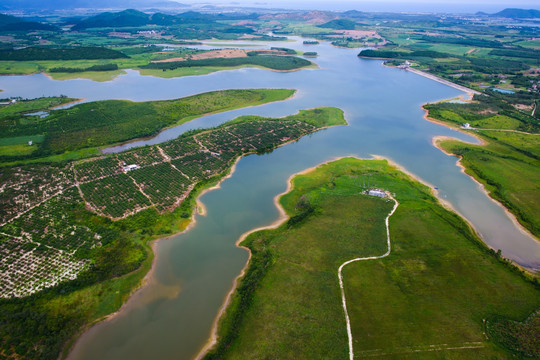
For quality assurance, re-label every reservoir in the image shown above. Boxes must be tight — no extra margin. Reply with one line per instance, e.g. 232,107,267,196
1,36,538,360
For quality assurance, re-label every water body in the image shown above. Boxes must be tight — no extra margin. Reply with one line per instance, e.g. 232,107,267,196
2,37,539,360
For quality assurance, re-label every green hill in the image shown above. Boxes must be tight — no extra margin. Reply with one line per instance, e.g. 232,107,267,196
493,8,540,19
317,19,357,30
72,9,217,30
0,13,57,31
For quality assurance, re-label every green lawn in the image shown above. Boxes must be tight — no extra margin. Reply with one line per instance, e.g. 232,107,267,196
205,158,539,360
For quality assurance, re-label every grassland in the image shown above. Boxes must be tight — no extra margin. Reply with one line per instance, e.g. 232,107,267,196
0,106,346,360
436,132,540,238
0,89,295,162
424,99,540,238
204,157,540,360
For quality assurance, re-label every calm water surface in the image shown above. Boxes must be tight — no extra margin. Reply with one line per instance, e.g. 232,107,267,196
2,37,539,360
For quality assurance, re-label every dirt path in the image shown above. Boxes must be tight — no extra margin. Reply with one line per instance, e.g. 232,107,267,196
475,128,540,135
338,193,399,360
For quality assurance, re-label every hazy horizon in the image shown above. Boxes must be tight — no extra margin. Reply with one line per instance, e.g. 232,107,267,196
183,0,539,14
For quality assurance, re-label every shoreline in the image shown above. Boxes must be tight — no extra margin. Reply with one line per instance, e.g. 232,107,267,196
195,151,517,359
50,98,86,110
420,88,540,268
65,120,339,359
195,156,350,360
406,67,480,99
64,156,243,360
432,136,540,255
101,88,298,154
195,153,540,359
421,104,487,145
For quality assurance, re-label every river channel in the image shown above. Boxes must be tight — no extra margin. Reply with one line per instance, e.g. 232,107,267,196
1,36,539,360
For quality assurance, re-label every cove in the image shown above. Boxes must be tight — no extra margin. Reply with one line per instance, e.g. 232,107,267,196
1,36,538,360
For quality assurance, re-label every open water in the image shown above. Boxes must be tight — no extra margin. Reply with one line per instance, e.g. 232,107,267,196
1,36,538,360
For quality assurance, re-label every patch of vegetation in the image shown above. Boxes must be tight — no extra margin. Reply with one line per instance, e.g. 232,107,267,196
141,55,312,71
486,312,540,358
0,46,128,61
318,19,358,30
205,158,539,359
48,63,118,73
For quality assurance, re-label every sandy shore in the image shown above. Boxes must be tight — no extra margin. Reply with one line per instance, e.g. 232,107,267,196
406,67,480,99
196,151,540,358
195,156,352,359
50,98,85,109
65,156,245,359
432,136,539,247
421,105,486,145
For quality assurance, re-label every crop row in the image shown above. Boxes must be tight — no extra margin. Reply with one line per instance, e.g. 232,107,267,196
117,146,164,167
160,136,201,159
130,163,192,210
171,152,230,182
80,173,151,218
75,156,122,183
0,163,74,224
73,118,318,219
0,235,88,298
1,188,101,253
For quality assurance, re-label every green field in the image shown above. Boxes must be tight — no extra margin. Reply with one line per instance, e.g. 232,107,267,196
0,89,295,161
205,158,539,359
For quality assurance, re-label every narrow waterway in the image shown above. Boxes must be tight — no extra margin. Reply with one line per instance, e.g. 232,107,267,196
1,36,538,360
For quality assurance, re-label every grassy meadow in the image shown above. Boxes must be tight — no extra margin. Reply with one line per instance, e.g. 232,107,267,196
205,158,540,359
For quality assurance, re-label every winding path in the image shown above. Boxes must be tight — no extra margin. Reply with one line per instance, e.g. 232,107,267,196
338,193,399,360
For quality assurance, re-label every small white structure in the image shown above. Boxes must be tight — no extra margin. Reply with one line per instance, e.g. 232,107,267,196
463,123,471,129
28,141,33,146
122,164,139,172
368,189,386,198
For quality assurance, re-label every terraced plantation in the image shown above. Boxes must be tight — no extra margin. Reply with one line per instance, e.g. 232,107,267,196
0,106,345,298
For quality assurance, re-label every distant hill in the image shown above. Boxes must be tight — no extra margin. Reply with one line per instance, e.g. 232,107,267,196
317,19,357,30
71,9,217,30
0,13,57,31
340,10,365,18
492,8,540,19
0,0,186,11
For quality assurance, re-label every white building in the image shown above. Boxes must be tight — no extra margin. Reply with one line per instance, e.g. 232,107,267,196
122,164,139,172
368,189,386,198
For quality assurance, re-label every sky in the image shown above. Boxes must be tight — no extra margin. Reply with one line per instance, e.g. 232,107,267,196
181,0,540,13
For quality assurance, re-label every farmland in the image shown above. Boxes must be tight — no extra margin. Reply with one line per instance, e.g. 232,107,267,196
0,89,295,162
205,158,540,360
0,106,345,360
